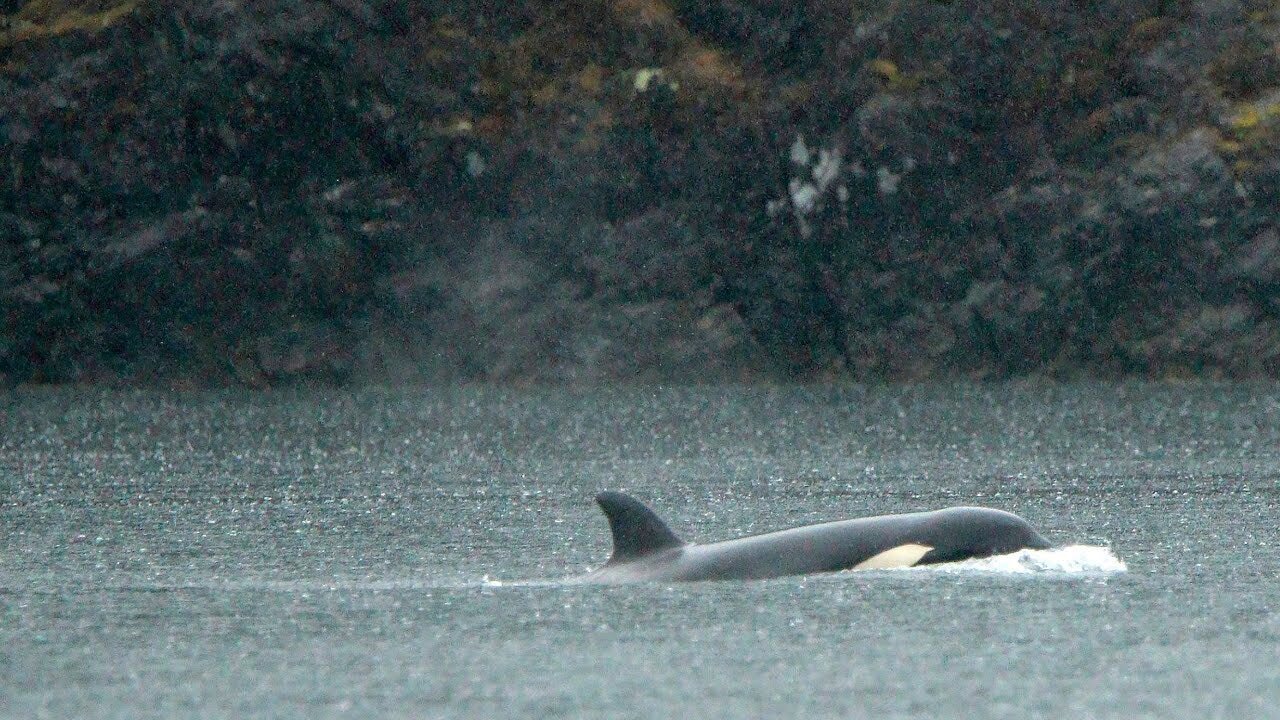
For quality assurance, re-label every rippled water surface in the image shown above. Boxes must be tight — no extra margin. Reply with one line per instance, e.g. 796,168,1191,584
2,384,1278,718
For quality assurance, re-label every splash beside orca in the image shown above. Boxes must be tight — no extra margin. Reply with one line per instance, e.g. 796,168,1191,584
580,491,1053,583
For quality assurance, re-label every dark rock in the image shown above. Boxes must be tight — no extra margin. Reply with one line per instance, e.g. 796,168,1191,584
1225,227,1280,285
1124,305,1280,376
92,208,210,273
3,0,1280,383
1117,129,1233,218
578,206,716,303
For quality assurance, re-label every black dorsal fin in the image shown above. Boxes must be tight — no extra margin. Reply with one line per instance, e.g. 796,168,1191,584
595,491,685,564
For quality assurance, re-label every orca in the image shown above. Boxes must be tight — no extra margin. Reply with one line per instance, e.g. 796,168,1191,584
580,491,1053,583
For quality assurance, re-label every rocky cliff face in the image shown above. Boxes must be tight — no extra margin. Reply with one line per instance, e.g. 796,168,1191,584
3,0,1279,385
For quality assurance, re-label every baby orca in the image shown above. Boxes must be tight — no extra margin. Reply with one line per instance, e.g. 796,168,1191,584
580,491,1052,583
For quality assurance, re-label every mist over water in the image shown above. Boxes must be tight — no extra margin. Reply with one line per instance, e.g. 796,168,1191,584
2,384,1277,718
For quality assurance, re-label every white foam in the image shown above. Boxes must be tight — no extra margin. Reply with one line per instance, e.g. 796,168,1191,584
927,544,1127,575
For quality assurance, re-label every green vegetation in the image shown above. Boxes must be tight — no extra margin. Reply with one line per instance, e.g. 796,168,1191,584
0,0,138,48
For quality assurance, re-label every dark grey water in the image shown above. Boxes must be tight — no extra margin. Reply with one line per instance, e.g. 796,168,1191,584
2,384,1278,719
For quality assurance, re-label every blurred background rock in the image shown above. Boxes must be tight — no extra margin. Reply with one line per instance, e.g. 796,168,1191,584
2,0,1278,385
